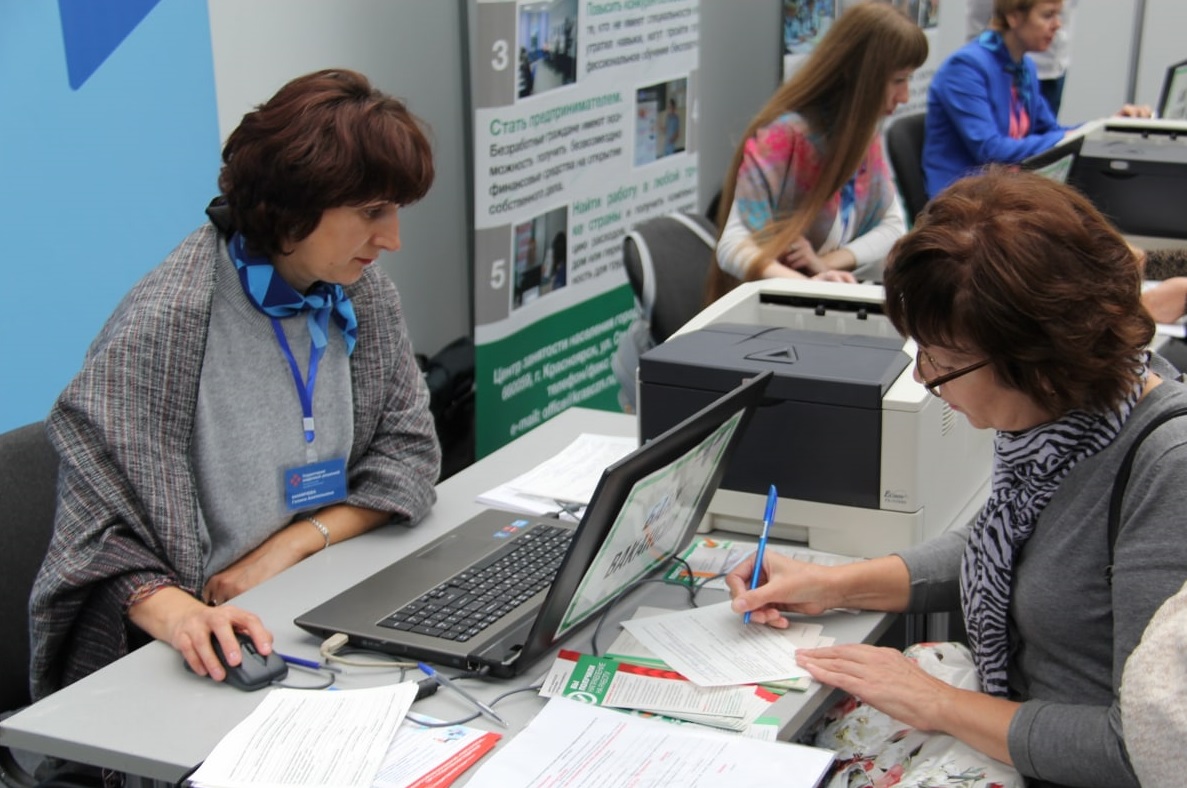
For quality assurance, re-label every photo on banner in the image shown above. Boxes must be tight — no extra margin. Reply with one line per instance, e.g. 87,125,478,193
469,0,701,456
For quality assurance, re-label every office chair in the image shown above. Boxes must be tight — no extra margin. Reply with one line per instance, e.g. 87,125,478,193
613,211,718,411
885,112,929,225
622,211,718,344
0,422,58,788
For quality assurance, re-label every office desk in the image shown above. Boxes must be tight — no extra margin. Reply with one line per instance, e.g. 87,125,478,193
0,407,893,784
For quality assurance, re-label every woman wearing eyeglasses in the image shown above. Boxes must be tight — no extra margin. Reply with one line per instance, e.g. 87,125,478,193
728,168,1187,788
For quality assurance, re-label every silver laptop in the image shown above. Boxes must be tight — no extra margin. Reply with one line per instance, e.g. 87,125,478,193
295,371,771,677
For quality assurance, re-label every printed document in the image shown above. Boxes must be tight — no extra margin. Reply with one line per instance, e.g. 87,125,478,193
498,433,636,503
463,697,835,788
622,601,833,686
188,682,416,788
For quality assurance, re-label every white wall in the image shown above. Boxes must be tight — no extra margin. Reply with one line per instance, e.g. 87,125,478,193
1059,0,1140,124
1134,0,1187,109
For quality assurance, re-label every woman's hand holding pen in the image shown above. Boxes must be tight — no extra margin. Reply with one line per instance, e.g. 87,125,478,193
725,551,837,624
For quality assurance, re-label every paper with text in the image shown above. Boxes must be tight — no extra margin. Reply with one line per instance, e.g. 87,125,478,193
501,433,637,503
463,697,834,788
188,682,416,788
540,649,747,718
622,601,832,686
373,716,500,788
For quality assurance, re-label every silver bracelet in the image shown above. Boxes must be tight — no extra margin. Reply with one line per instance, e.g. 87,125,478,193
305,516,331,551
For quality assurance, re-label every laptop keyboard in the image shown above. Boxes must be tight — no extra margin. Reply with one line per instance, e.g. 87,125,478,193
377,524,574,642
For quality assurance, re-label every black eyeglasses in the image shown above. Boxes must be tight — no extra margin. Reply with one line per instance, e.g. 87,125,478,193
915,348,990,397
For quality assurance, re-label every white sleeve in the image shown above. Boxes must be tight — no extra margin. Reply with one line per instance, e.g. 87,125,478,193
841,196,906,270
715,201,763,280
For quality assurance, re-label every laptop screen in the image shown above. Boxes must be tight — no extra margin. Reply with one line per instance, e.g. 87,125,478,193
1020,133,1085,183
519,370,771,660
1158,59,1187,120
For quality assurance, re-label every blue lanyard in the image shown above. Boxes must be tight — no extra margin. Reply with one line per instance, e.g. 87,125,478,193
270,317,326,444
839,177,857,240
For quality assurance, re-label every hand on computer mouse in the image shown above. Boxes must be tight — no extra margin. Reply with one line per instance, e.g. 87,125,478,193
186,632,288,691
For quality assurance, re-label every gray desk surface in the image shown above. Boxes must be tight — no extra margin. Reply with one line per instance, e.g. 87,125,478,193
0,407,893,784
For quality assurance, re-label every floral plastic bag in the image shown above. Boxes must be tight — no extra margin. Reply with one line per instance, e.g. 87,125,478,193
813,642,1024,788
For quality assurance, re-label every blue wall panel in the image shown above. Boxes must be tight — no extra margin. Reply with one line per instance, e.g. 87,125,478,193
0,0,219,431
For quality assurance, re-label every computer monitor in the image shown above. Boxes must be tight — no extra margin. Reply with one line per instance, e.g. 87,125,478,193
1158,58,1187,120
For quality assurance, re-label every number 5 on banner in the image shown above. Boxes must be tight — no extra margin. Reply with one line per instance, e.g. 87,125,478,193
490,259,507,289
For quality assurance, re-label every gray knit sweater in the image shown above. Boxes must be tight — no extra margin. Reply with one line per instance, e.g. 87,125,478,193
31,222,441,700
898,360,1187,788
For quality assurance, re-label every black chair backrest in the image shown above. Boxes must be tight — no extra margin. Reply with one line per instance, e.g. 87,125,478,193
886,112,929,225
0,422,58,713
622,211,718,344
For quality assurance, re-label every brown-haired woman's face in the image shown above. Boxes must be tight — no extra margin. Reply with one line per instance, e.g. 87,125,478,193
914,343,1053,431
274,202,401,292
884,69,914,116
1009,0,1062,54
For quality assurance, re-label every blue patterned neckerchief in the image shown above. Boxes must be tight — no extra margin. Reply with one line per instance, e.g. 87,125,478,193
227,232,358,356
978,30,1031,107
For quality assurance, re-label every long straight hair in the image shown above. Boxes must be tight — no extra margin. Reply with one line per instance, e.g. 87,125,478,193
705,2,927,302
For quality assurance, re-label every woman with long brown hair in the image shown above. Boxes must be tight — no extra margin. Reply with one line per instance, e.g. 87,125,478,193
707,1,927,302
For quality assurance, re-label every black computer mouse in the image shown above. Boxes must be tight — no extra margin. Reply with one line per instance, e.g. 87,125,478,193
187,632,288,691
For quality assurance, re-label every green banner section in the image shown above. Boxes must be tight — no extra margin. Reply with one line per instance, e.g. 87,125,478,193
476,284,635,456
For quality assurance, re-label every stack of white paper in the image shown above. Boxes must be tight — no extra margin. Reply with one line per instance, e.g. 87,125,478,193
464,697,834,788
188,683,417,788
475,433,636,515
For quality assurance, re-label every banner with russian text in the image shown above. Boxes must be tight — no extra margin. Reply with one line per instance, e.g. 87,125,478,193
469,0,701,456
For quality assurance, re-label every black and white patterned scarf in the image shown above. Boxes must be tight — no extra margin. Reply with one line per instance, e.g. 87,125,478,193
960,363,1148,696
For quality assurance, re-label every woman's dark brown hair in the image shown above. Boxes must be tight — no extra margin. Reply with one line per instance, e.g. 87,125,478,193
705,1,927,303
883,167,1153,415
218,68,434,259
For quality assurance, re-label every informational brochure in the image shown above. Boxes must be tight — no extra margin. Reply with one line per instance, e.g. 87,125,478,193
540,649,748,719
373,716,501,788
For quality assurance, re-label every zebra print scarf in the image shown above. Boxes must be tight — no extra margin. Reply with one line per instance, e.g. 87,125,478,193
960,365,1148,696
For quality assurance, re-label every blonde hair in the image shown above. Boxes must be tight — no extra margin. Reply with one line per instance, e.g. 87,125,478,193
705,2,927,302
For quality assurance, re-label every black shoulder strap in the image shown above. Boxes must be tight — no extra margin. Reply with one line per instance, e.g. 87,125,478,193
1105,405,1187,584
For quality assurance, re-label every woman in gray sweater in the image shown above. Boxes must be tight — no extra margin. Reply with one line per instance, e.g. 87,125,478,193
31,70,441,698
728,168,1187,787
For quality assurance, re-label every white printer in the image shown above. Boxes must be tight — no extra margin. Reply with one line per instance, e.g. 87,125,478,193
635,279,993,557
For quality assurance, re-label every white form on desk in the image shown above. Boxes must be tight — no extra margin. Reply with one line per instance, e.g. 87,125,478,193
484,433,636,503
188,682,416,788
623,602,829,686
463,697,835,788
475,433,636,517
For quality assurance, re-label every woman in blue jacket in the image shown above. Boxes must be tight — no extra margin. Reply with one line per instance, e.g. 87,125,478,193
924,0,1145,197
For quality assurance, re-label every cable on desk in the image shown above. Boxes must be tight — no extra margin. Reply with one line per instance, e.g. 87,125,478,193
588,557,713,657
405,673,544,728
272,661,336,690
319,632,417,670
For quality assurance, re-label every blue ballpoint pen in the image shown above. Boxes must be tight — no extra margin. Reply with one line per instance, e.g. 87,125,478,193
417,662,508,727
277,652,340,673
744,484,778,624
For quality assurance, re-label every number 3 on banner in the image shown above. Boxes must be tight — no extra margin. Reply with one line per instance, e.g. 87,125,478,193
490,259,507,289
491,39,508,71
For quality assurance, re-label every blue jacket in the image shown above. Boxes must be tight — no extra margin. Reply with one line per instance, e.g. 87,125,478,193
924,33,1068,197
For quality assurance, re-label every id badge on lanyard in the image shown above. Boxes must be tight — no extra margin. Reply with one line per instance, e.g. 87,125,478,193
271,317,348,512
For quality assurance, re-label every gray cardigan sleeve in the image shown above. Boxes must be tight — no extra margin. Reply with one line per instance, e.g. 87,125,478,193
895,522,971,615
